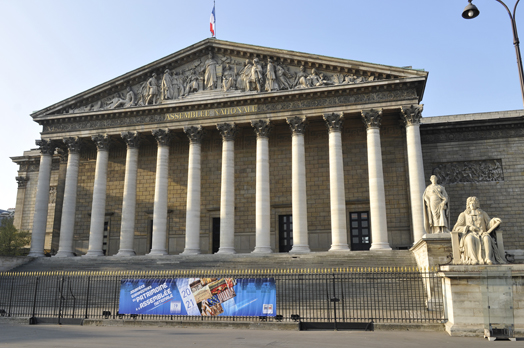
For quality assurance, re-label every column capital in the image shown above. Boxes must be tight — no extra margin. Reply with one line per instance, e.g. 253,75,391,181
56,148,68,163
152,129,172,147
16,176,28,188
361,109,383,129
184,125,205,144
35,139,55,155
63,137,82,154
287,116,308,135
217,123,237,142
323,112,344,132
91,134,112,151
121,131,140,148
251,119,272,138
400,104,424,127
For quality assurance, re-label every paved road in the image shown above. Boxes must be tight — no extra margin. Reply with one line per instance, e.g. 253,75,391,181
0,322,520,348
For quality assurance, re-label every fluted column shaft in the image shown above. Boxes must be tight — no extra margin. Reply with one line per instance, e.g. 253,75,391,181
85,135,111,257
117,132,140,256
55,137,81,257
401,105,426,243
252,120,272,253
217,123,236,254
183,126,204,255
362,110,391,250
149,129,171,255
28,140,54,257
324,113,349,251
287,116,310,253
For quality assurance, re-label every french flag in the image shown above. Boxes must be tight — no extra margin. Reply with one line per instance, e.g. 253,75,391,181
210,5,216,37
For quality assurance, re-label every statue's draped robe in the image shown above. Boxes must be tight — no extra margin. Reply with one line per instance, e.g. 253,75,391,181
205,58,218,90
422,184,450,233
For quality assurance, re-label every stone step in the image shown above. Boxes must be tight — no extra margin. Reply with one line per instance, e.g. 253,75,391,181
7,251,418,273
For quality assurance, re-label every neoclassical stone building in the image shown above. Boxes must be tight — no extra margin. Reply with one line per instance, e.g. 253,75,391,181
11,39,524,257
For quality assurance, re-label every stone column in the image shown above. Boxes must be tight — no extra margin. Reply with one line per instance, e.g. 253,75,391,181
216,123,237,254
287,116,310,253
323,113,350,251
14,176,29,230
361,109,391,250
148,129,172,255
182,126,204,255
85,135,111,257
28,139,55,257
400,105,426,243
251,120,273,253
116,132,140,257
55,137,81,257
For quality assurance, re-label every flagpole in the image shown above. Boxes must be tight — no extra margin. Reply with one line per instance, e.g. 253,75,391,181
214,0,216,38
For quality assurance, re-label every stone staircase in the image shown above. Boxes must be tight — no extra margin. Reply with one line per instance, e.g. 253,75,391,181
7,250,417,273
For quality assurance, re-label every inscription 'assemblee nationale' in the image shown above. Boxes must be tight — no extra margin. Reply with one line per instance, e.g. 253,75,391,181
165,105,258,121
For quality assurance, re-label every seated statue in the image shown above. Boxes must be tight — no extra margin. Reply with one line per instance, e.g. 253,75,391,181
452,196,506,265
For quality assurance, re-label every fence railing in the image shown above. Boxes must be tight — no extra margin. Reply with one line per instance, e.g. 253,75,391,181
0,267,446,324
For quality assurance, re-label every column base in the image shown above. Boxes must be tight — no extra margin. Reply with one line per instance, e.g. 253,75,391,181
329,244,350,252
252,247,273,254
27,251,45,258
54,251,75,257
147,249,167,256
216,247,236,254
115,249,136,257
290,245,310,253
370,242,392,250
83,250,104,257
181,248,201,255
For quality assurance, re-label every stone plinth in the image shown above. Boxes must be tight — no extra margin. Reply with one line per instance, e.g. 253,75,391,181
411,233,452,270
439,264,524,337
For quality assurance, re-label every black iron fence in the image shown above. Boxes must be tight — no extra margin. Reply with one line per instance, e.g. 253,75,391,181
0,267,446,325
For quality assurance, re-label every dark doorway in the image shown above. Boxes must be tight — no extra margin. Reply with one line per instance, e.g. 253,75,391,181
147,219,153,252
349,212,371,251
102,221,110,255
212,217,220,253
278,215,293,252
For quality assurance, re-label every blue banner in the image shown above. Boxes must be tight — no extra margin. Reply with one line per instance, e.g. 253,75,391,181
118,277,276,317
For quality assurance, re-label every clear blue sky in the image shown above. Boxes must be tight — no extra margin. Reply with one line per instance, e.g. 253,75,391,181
0,0,522,210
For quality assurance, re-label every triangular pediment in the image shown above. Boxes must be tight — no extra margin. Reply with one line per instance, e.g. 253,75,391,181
31,39,427,120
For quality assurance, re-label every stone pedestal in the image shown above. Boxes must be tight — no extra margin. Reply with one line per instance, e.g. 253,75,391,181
439,264,524,337
411,233,452,270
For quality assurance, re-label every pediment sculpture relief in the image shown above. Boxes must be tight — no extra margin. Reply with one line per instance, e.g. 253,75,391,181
63,53,383,115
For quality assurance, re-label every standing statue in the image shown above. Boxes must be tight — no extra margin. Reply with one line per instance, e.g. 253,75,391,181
222,63,236,91
171,71,185,99
145,73,159,105
183,69,200,96
276,63,293,90
240,59,253,91
204,52,218,90
423,175,450,234
161,69,174,100
452,196,506,265
265,59,279,92
250,58,264,92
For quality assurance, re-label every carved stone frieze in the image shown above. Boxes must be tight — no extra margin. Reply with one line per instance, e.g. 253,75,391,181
16,176,28,188
400,104,423,127
287,116,308,135
121,131,140,148
184,125,204,144
432,159,504,185
251,120,272,138
216,123,237,142
323,113,344,132
152,129,172,147
35,139,55,155
361,109,383,129
92,134,111,151
63,137,82,154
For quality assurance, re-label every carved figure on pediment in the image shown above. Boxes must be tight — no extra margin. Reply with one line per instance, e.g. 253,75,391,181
423,175,450,234
171,71,184,99
145,73,160,105
307,68,322,86
318,73,334,86
161,69,174,100
332,73,345,85
343,74,355,84
183,69,200,96
275,64,293,90
265,59,279,92
452,196,506,265
204,52,218,90
240,59,253,91
222,64,236,91
107,87,135,109
294,66,311,89
250,58,264,92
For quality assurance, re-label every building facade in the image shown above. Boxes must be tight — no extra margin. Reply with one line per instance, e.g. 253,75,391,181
11,39,524,257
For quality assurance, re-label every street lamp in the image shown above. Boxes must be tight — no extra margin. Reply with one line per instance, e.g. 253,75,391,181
463,0,524,109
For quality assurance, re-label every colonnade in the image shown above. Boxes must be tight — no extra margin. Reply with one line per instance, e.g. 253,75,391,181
28,106,425,257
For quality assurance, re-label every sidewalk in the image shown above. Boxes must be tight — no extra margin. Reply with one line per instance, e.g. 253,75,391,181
0,321,521,348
